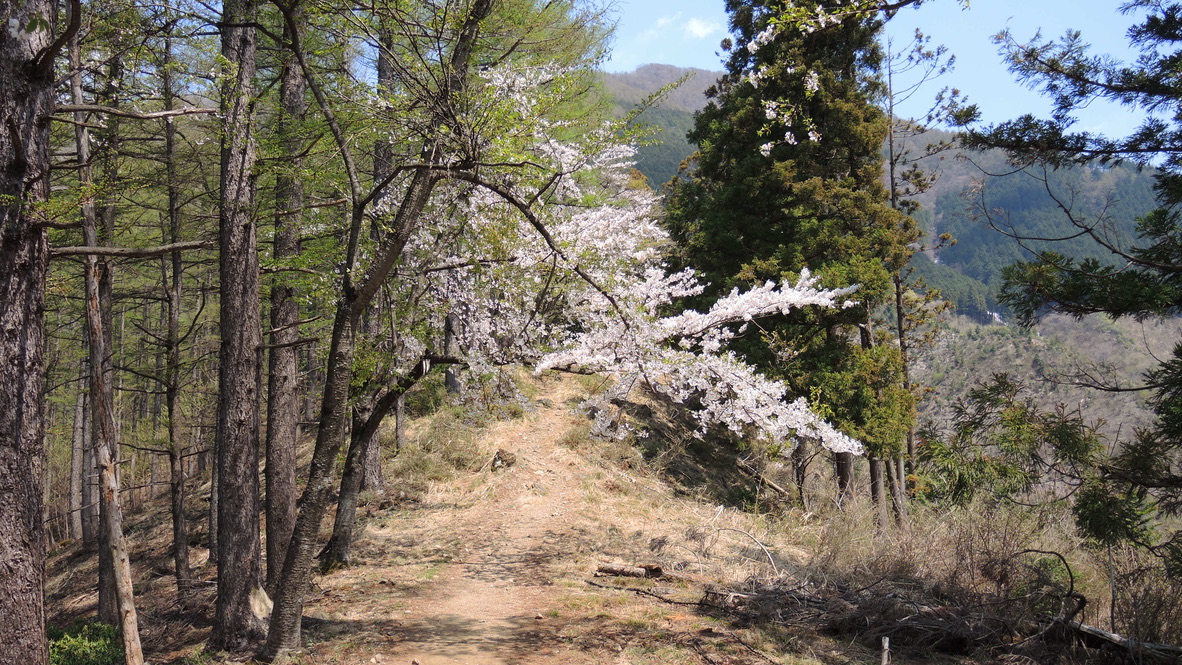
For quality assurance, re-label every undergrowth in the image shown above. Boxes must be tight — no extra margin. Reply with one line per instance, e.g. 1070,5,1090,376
49,622,122,665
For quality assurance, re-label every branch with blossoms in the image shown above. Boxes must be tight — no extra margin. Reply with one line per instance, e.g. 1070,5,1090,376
536,268,864,455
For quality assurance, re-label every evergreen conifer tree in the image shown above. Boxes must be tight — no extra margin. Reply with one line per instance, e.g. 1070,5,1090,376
665,0,917,511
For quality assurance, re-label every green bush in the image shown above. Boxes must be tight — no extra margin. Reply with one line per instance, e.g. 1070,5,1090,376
49,623,123,665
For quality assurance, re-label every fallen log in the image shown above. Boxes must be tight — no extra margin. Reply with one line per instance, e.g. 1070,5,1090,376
736,458,791,497
596,563,663,578
1062,619,1182,663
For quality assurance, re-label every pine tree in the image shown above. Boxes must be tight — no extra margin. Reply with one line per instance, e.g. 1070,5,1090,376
664,0,917,511
962,0,1182,570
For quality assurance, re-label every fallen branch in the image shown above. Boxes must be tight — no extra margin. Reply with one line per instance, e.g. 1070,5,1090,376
736,458,791,497
584,578,720,610
1063,619,1182,663
596,563,662,578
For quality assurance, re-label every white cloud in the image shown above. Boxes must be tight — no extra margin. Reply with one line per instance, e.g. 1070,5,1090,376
656,13,682,28
684,17,722,40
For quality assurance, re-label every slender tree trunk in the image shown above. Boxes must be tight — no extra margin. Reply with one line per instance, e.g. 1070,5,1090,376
70,388,86,540
94,51,124,628
360,420,386,492
893,274,917,485
264,311,358,657
0,3,57,661
208,437,218,566
322,359,434,571
394,394,405,454
444,312,460,394
81,388,98,545
265,9,306,593
869,457,889,528
791,440,809,509
320,409,373,572
834,452,853,504
160,24,193,603
214,0,266,650
73,32,144,662
887,456,909,524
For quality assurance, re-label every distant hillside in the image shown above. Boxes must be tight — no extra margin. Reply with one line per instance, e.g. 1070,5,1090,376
897,128,1159,319
601,63,719,112
600,64,721,187
600,67,1162,324
914,313,1176,439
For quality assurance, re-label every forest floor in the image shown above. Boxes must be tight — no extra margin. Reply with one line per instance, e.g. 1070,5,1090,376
45,373,1120,665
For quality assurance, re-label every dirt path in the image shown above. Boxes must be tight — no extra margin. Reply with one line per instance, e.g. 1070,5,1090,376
304,378,615,665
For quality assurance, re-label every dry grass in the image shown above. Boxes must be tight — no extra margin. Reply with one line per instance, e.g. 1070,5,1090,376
42,372,1182,665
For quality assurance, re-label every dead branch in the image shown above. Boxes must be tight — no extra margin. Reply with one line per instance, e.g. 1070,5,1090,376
50,239,212,258
54,103,217,120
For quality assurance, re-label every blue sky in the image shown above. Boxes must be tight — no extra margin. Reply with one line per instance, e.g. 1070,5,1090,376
603,1,1149,137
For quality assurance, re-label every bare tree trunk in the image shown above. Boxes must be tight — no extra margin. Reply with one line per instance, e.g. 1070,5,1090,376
394,394,405,454
159,22,194,603
834,451,853,505
208,436,218,567
888,456,909,524
264,311,358,657
73,31,144,662
319,408,373,572
70,388,86,539
213,0,266,650
0,3,59,661
81,389,98,545
893,274,917,487
360,421,386,492
444,312,460,394
791,440,809,509
265,8,306,593
869,457,889,528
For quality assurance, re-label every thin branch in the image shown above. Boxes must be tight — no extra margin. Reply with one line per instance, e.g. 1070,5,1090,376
50,239,212,258
54,103,217,120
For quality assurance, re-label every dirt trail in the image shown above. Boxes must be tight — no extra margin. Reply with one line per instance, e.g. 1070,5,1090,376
306,379,615,665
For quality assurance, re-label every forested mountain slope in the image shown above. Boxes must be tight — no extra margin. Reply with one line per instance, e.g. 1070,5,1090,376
600,64,719,187
601,67,1161,322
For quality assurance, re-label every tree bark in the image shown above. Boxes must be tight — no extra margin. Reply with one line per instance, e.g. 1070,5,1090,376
444,312,461,393
213,0,266,651
93,46,123,630
321,359,435,572
869,456,889,529
81,386,98,545
265,9,306,593
0,3,58,662
394,394,406,454
887,455,909,524
834,451,853,505
791,440,809,509
70,388,86,540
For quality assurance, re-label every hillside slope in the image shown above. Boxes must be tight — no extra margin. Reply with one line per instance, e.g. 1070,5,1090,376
46,372,1171,664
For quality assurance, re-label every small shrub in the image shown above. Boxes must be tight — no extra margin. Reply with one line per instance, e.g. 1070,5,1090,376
49,622,123,665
